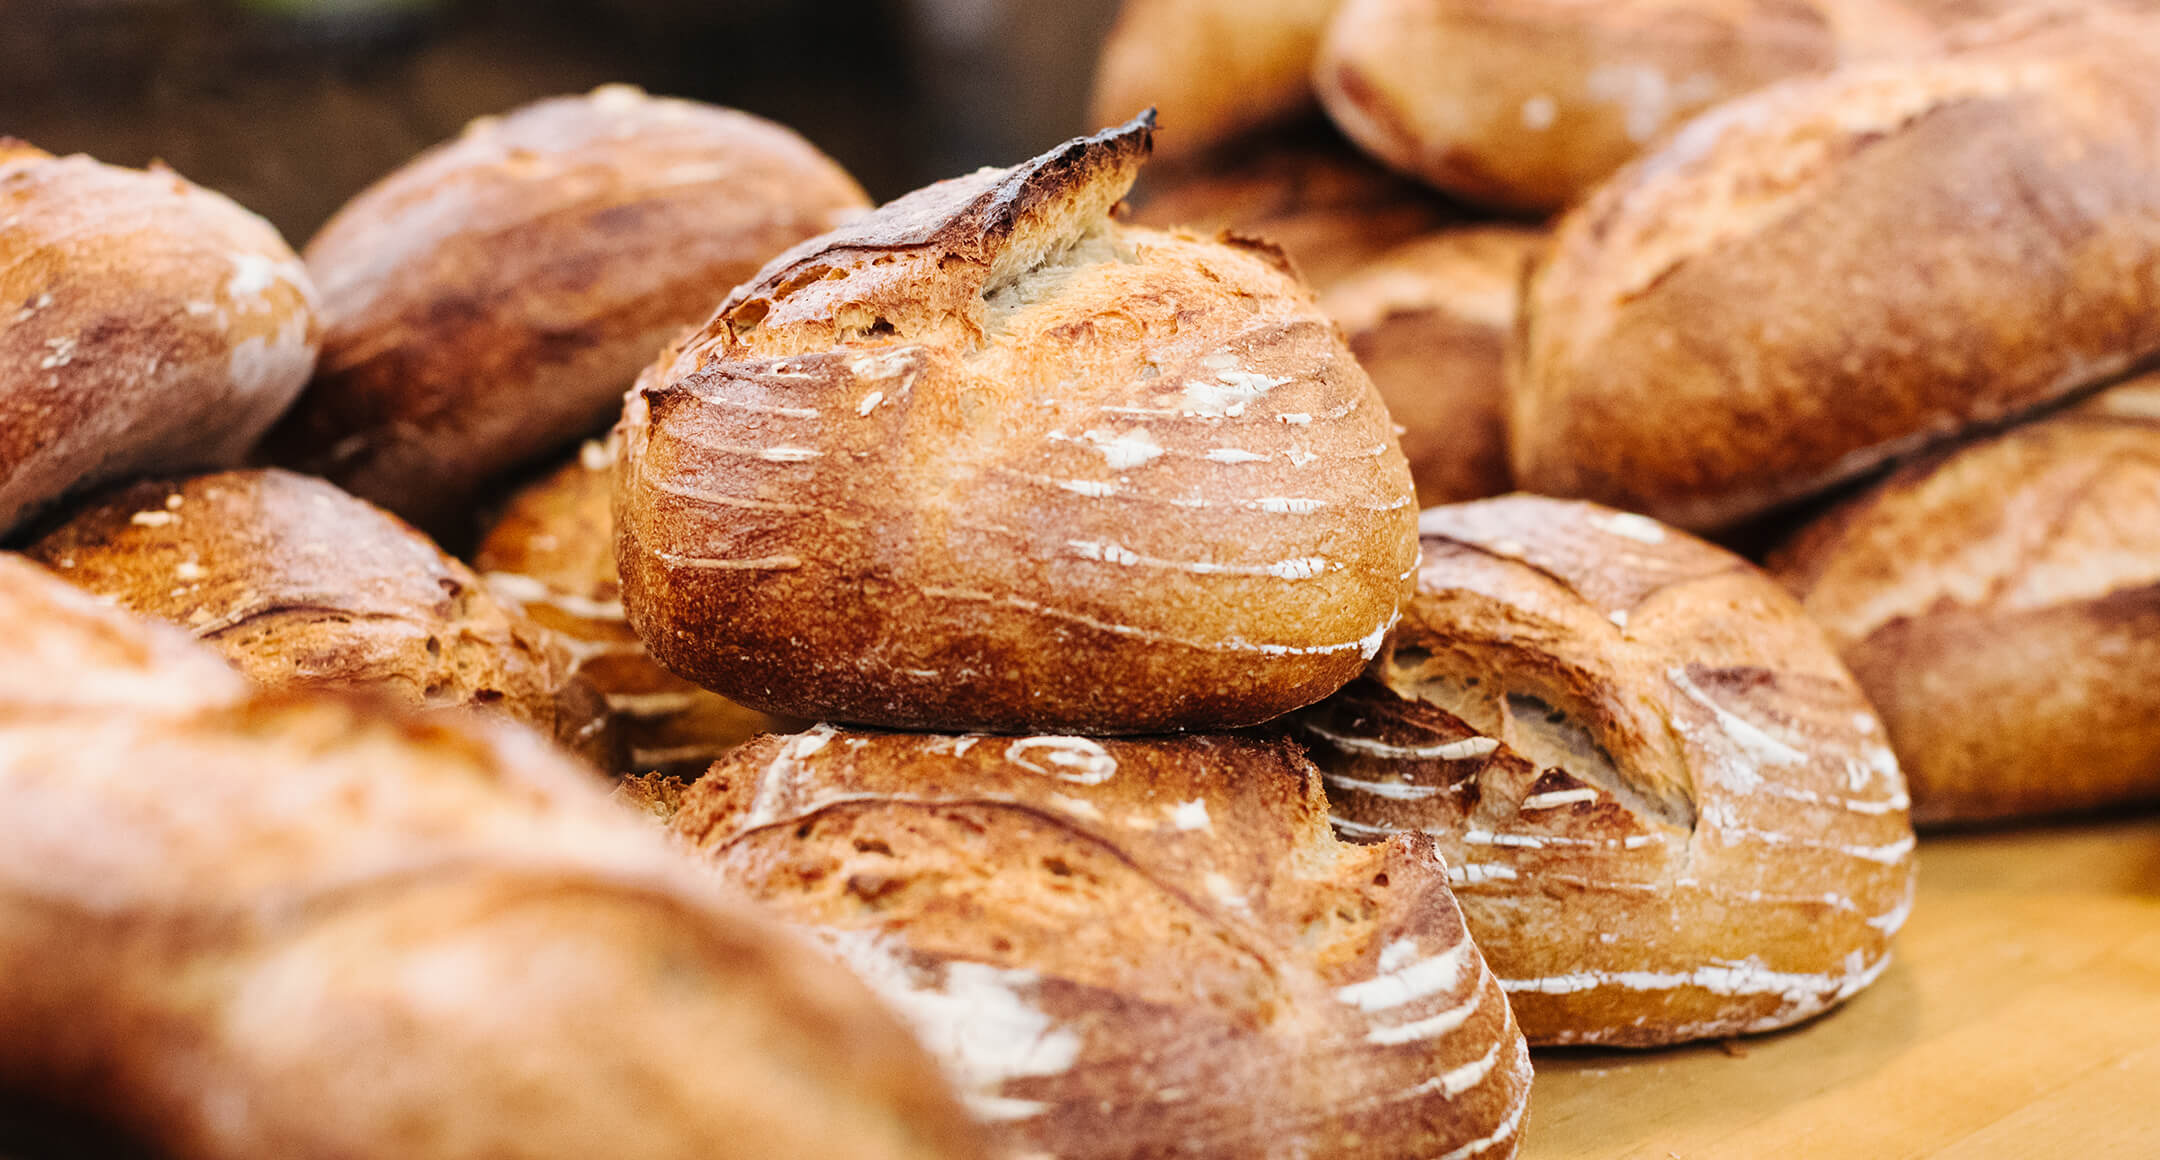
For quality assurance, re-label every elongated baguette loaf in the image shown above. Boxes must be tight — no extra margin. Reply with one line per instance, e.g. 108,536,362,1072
618,115,1418,733
1511,8,2160,530
670,727,1532,1160
1291,496,1915,1045
1771,375,2160,823
0,554,985,1160
0,143,317,538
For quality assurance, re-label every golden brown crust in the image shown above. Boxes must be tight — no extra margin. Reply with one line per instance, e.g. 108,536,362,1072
1770,374,2160,823
475,444,800,775
672,728,1531,1159
26,469,613,764
0,145,318,539
265,86,871,537
0,553,986,1160
1288,496,1915,1046
1312,0,1961,211
1126,129,1458,292
618,116,1419,733
1512,9,2160,530
1320,227,1542,507
1090,0,1341,160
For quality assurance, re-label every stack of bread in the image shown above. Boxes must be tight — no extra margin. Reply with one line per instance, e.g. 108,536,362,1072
1099,0,2160,828
2,0,2156,1151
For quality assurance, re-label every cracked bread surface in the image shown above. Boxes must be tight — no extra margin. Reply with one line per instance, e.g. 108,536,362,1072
618,115,1418,733
1291,496,1915,1045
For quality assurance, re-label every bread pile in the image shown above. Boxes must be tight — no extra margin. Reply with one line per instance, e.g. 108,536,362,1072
1102,0,2160,826
4,0,2157,1148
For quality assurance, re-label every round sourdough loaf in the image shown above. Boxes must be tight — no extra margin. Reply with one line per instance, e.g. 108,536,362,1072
1511,8,2160,531
669,728,1532,1160
26,469,612,764
265,85,870,537
1312,0,1968,212
1127,129,1458,292
0,142,317,539
1320,227,1542,508
1289,496,1915,1046
617,115,1419,733
0,554,986,1160
1771,375,2160,824
1091,0,1341,161
476,442,800,775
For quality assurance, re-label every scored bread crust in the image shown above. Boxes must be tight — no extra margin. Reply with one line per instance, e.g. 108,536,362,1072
26,468,613,765
265,85,871,537
1320,227,1543,508
1511,8,2160,531
475,443,800,775
1288,496,1915,1046
0,143,318,539
1127,128,1458,292
1771,374,2160,824
617,115,1419,733
670,728,1532,1160
1090,0,1342,161
0,554,986,1160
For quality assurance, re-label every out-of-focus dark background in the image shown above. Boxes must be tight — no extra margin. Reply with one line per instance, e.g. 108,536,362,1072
1,0,1125,243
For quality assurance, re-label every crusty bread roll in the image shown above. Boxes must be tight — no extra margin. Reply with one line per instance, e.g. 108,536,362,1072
1290,496,1914,1046
1511,9,2160,531
264,85,871,537
0,554,986,1160
1127,130,1457,291
671,727,1532,1159
618,115,1419,733
476,441,799,774
1091,0,1340,161
1312,0,1972,212
0,142,318,539
1771,375,2160,824
26,468,612,764
1320,227,1542,508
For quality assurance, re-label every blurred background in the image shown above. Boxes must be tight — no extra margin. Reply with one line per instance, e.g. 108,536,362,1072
0,0,1126,243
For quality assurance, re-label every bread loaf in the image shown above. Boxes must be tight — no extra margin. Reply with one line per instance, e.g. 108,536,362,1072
1127,129,1458,291
1312,0,1977,212
0,554,986,1160
264,86,871,537
0,143,317,539
1290,496,1914,1045
1091,0,1340,160
1320,228,1541,507
618,115,1418,733
1511,9,2160,530
27,469,612,764
476,442,799,774
1771,375,2160,824
671,727,1532,1159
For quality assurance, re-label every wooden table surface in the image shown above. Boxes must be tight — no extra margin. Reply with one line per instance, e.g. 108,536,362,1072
1522,813,2160,1159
